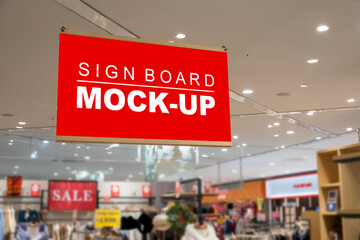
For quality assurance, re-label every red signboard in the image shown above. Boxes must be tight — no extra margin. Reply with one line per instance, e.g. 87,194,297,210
56,30,231,147
111,185,120,197
142,185,151,197
48,181,97,210
30,184,41,197
175,180,180,193
204,181,212,194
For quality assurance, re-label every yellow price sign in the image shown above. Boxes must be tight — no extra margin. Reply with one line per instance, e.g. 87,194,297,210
95,209,121,229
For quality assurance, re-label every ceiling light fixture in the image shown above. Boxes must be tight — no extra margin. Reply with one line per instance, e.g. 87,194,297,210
346,127,353,131
43,140,49,144
221,149,228,152
306,111,314,116
84,156,90,160
300,84,308,88
9,140,13,143
139,172,143,175
242,89,253,95
269,162,275,166
175,33,186,39
61,142,66,145
18,122,26,125
274,147,280,150
307,59,319,64
109,167,114,171
16,126,22,129
316,137,322,140
274,134,279,137
232,170,237,173
281,145,286,148
74,153,78,157
202,154,208,158
76,146,81,149
66,166,71,170
8,143,13,146
107,152,112,155
286,130,295,135
86,146,91,149
242,143,247,147
13,171,18,174
347,98,355,103
68,177,72,180
273,122,280,126
317,25,329,32
53,172,59,176
159,174,165,179
14,165,19,169
233,135,238,139
268,125,273,128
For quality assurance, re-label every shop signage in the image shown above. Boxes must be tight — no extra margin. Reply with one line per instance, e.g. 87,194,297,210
56,30,231,147
142,185,151,197
30,184,41,197
48,181,97,210
175,180,180,193
192,183,198,194
204,181,212,194
95,209,121,229
111,185,120,197
265,173,318,199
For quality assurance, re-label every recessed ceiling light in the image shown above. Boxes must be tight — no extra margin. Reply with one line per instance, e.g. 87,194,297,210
202,154,208,158
43,140,49,144
236,145,240,148
242,143,247,147
9,140,13,143
273,122,280,126
285,170,290,174
316,137,322,140
86,146,91,149
61,142,66,145
307,59,319,64
269,162,275,166
221,148,228,152
18,122,26,125
242,89,253,94
232,170,237,173
53,172,59,176
300,84,308,88
211,153,214,155
139,172,143,175
317,25,329,32
346,127,353,131
276,92,290,97
68,177,72,180
84,156,90,160
76,146,81,149
268,125,273,128
66,166,71,170
8,143,13,146
347,98,355,103
274,147,280,150
281,145,286,148
31,153,37,159
286,130,295,135
306,111,314,116
74,153,78,157
159,174,165,179
16,126,22,129
109,167,114,171
128,174,133,178
233,135,238,139
14,165,19,169
274,134,279,137
175,33,186,39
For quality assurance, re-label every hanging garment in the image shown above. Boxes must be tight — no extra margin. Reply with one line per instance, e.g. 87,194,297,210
182,224,218,240
7,176,22,196
0,209,6,240
15,223,50,240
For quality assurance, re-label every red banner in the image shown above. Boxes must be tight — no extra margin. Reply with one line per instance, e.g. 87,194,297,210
48,181,97,210
56,31,231,147
204,181,212,194
192,183,198,194
175,180,180,193
142,185,151,197
111,185,120,197
30,184,41,197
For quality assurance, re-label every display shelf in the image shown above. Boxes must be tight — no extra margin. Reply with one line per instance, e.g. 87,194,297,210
337,209,360,217
320,182,340,188
333,152,360,163
321,211,338,216
161,192,218,199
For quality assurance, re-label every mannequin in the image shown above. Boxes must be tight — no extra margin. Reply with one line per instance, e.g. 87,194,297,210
26,217,42,240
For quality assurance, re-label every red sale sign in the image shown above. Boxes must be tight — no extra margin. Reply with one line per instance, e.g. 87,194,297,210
30,184,41,197
56,30,231,147
142,185,151,197
175,180,180,193
111,185,120,197
48,181,97,210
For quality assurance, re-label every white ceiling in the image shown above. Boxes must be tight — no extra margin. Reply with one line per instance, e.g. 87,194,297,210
0,0,359,182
